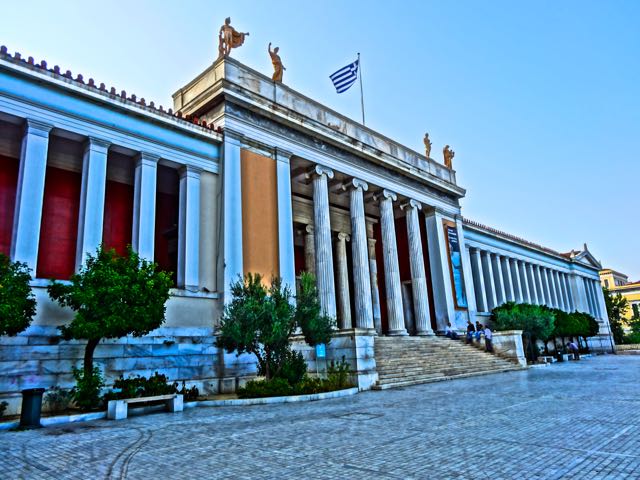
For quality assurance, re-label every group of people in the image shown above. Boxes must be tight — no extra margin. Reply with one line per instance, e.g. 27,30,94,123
444,320,493,353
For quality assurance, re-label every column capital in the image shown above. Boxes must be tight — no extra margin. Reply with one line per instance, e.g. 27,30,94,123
179,164,203,179
305,224,314,234
400,199,422,211
24,118,52,137
375,188,397,202
136,151,160,167
337,232,350,242
343,177,368,192
306,164,334,180
84,136,111,154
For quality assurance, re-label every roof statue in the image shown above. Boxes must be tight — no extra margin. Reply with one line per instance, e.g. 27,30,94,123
218,17,249,59
443,145,455,169
268,42,286,83
423,133,432,158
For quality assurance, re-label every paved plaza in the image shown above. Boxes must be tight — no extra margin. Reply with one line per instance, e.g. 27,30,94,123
1,355,639,479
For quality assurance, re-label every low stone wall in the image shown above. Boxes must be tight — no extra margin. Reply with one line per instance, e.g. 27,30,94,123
614,344,640,351
0,325,258,416
291,329,378,391
492,330,526,367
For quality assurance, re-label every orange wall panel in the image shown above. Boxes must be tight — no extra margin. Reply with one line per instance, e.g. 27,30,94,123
241,149,279,282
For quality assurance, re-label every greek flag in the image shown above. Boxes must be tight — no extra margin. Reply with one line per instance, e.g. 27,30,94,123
330,59,359,94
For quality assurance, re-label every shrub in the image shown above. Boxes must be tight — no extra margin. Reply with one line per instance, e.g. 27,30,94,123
48,246,172,383
217,273,334,381
0,254,36,337
326,356,351,390
264,350,307,386
104,372,177,401
45,386,74,414
71,366,104,411
237,378,292,399
492,302,555,361
175,381,200,402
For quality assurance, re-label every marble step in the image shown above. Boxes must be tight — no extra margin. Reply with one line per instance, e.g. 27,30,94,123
372,367,520,390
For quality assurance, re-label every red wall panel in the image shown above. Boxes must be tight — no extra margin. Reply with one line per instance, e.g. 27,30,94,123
37,166,81,279
102,180,133,256
0,155,18,256
154,167,179,283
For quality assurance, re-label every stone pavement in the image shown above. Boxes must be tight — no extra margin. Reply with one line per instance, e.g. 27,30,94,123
1,355,639,480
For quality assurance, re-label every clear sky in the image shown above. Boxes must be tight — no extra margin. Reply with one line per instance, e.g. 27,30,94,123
2,1,639,278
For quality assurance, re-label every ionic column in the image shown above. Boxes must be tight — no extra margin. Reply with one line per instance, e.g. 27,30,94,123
510,259,523,303
309,165,336,319
377,189,406,335
562,273,574,311
335,232,352,329
11,119,52,272
132,152,159,261
481,251,497,310
542,267,552,307
519,261,531,303
492,254,506,305
304,225,315,274
276,149,296,292
501,256,514,302
75,137,110,271
553,270,566,311
346,179,373,329
368,237,383,334
559,272,570,311
470,248,488,312
402,199,433,335
177,165,201,290
534,265,546,305
526,263,539,304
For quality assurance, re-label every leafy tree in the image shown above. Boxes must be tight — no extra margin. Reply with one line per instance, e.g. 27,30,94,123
603,286,627,344
48,246,172,380
0,254,36,336
216,272,335,381
491,302,555,360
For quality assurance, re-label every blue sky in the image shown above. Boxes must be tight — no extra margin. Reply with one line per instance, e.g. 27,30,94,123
2,0,639,279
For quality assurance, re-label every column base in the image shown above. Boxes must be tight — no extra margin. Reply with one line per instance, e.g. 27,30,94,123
387,329,409,336
415,330,435,336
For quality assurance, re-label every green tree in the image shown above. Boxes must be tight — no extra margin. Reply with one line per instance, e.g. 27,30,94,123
216,272,335,381
47,246,172,379
491,302,555,360
603,286,627,344
0,254,36,336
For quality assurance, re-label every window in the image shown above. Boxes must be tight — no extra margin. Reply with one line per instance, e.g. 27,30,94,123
604,279,610,288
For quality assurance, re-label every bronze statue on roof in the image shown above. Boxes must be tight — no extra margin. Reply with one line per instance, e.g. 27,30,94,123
268,42,286,83
443,145,455,169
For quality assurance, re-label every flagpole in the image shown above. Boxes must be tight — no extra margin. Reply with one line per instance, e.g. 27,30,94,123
358,52,365,126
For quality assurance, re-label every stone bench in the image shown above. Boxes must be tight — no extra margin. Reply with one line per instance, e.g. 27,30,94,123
538,356,556,364
558,353,575,362
107,394,183,420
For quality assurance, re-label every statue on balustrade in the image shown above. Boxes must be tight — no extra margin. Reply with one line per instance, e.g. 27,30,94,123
268,42,286,83
423,133,432,158
218,17,249,59
443,145,455,169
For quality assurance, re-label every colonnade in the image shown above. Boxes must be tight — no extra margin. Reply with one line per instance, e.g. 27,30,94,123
10,117,202,289
303,165,436,335
468,246,603,318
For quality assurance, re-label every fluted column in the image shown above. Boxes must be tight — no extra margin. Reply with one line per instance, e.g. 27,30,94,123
553,270,565,311
481,251,497,310
492,254,506,305
132,152,159,261
541,267,552,307
501,256,515,302
534,265,546,305
335,232,352,329
76,137,110,271
470,248,488,312
347,179,373,329
304,225,315,274
562,273,574,311
526,263,539,304
402,199,433,335
368,238,383,334
510,259,523,303
11,119,52,272
377,189,406,335
519,261,531,303
309,165,336,318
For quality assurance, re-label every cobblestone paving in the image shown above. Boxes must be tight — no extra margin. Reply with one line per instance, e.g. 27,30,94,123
2,355,639,480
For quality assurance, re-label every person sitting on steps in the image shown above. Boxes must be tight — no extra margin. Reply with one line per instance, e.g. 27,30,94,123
465,320,476,344
445,322,459,340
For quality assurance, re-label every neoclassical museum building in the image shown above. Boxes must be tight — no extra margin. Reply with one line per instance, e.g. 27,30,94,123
0,44,612,410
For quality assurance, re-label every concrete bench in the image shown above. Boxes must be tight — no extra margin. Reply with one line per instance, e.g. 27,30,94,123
538,356,556,364
107,394,183,420
558,353,575,362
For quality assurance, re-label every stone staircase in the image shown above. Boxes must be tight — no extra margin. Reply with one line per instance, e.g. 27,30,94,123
373,335,523,390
